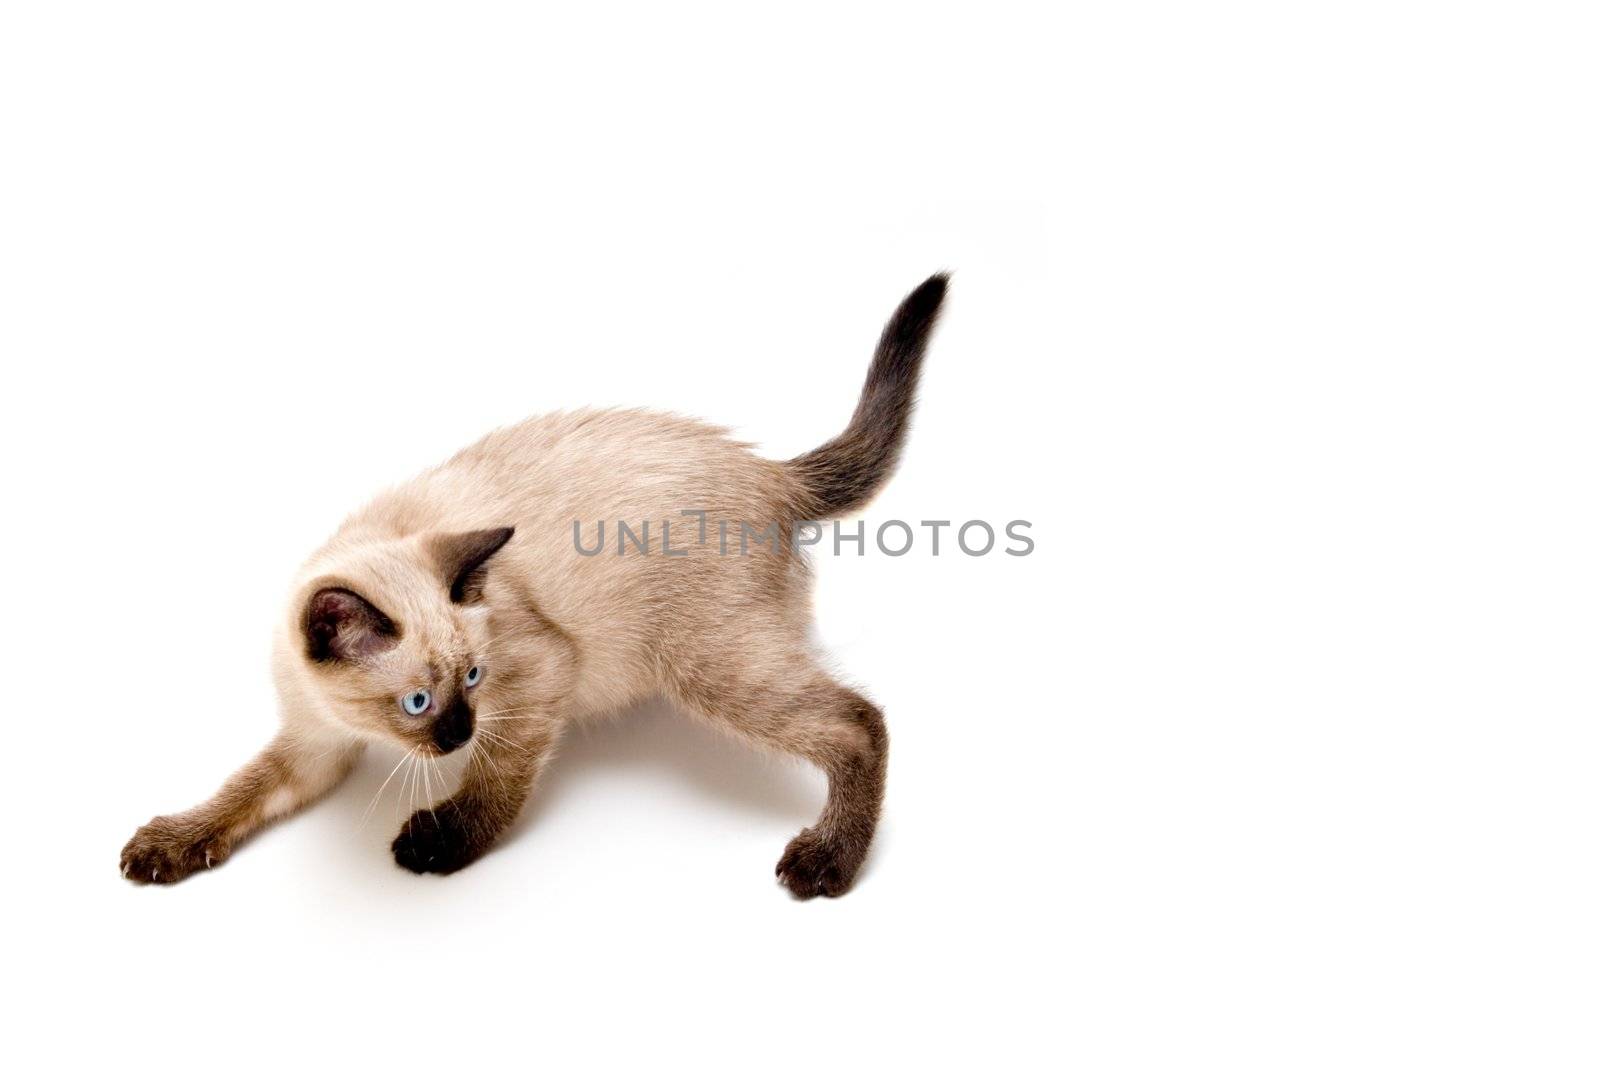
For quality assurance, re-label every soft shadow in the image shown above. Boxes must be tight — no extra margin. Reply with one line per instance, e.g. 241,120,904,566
295,699,887,899
502,697,824,846
320,741,473,855
308,697,825,882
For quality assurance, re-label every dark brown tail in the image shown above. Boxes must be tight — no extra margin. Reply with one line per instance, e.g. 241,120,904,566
787,274,949,518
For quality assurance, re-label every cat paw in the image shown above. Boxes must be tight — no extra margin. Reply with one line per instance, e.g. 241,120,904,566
775,828,866,899
121,815,231,884
391,801,486,875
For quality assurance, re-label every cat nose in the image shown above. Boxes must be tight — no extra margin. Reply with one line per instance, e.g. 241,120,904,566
432,699,474,753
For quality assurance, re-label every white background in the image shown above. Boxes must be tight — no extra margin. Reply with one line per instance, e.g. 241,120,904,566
2,3,1596,1064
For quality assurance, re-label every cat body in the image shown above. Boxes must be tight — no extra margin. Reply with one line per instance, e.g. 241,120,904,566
121,275,947,898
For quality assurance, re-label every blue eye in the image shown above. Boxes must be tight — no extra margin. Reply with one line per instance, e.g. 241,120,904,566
400,689,432,715
464,666,483,688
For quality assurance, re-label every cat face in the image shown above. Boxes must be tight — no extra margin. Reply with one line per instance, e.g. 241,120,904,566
296,528,513,754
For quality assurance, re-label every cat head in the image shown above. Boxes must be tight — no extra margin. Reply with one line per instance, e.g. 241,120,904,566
291,527,513,754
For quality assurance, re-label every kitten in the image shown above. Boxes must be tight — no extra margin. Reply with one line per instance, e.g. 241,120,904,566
120,274,947,898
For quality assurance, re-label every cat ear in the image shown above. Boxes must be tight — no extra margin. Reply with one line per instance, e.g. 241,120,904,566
304,588,400,663
429,527,515,603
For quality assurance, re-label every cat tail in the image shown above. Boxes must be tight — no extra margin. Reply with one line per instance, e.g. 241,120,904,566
785,273,949,519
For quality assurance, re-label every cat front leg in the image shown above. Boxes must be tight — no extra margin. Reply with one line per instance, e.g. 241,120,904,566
121,731,361,884
391,712,562,875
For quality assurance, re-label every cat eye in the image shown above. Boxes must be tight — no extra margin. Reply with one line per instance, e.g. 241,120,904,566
464,665,483,688
400,689,432,716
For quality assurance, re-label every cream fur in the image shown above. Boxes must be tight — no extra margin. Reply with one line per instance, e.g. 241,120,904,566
120,274,947,897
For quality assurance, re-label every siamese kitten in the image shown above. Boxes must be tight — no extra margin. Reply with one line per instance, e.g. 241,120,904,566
120,275,947,899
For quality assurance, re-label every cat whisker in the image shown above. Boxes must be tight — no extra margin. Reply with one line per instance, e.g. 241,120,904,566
419,753,435,820
361,745,418,829
392,753,407,822
399,751,420,821
476,728,531,754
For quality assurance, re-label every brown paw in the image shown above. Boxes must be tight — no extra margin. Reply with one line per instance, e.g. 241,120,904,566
775,829,866,899
121,815,231,884
391,800,488,875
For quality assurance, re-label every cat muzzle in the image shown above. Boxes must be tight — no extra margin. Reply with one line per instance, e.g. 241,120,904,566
432,698,475,753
